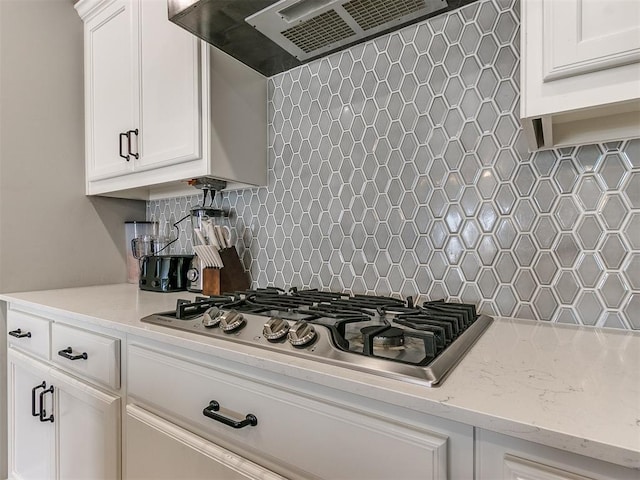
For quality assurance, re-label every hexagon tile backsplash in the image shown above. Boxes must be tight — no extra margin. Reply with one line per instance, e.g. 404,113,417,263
148,0,639,329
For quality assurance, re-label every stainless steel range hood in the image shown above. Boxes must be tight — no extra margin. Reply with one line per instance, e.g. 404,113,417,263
168,0,449,77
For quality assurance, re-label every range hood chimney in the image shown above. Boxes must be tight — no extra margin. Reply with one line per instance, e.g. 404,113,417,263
168,0,449,77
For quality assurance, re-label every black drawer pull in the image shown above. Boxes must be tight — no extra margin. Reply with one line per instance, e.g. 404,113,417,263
127,129,139,159
203,400,257,429
58,347,88,361
32,381,46,417
39,385,54,423
9,328,31,338
119,132,130,161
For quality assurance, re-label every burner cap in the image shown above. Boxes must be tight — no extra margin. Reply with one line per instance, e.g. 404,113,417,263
360,326,405,347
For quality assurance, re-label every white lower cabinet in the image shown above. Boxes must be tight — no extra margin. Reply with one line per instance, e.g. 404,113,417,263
126,405,284,480
476,429,637,480
8,348,121,480
8,350,54,480
126,340,467,479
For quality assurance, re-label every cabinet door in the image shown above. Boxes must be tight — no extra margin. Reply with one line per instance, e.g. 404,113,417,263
84,0,137,181
125,405,284,480
543,0,640,81
503,455,593,480
8,350,55,480
135,0,202,171
52,368,121,480
476,429,637,480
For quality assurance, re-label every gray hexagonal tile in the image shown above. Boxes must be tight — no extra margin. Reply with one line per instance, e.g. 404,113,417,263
553,197,581,231
495,114,518,147
623,253,640,290
555,271,580,304
599,233,628,269
597,153,629,190
494,46,517,79
495,252,517,283
552,159,579,194
617,212,640,260
477,68,499,99
444,236,464,265
623,294,640,329
600,194,629,230
477,268,499,298
514,234,536,267
575,144,602,173
576,215,604,250
429,220,448,249
513,164,536,196
495,285,518,316
478,235,499,266
532,179,558,213
622,171,640,209
622,138,640,168
513,199,537,232
575,291,604,326
532,287,558,320
458,218,480,248
492,184,516,215
554,233,580,268
514,269,537,302
533,252,559,285
531,149,556,177
599,273,628,309
532,216,559,249
460,251,482,281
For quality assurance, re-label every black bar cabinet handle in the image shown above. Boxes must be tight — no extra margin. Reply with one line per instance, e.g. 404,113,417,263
203,400,257,429
58,346,88,361
9,328,31,338
39,385,54,423
31,381,46,417
127,129,139,159
119,132,129,161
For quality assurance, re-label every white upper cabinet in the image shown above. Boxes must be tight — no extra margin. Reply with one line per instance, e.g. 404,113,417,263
75,0,267,200
521,0,640,150
83,0,137,180
135,0,202,171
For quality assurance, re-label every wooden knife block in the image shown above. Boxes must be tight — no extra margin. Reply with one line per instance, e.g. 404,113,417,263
202,247,250,296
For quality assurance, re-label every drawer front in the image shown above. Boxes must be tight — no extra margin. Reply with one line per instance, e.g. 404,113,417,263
51,322,120,389
128,344,447,480
7,310,50,359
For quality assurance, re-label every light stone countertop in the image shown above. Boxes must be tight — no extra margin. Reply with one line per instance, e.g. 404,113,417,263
1,284,639,470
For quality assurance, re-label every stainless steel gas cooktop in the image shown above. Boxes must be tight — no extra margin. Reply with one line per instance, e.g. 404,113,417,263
141,288,493,387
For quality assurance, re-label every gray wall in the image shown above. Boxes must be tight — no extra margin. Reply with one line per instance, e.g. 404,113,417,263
0,0,145,293
150,0,639,331
0,2,145,474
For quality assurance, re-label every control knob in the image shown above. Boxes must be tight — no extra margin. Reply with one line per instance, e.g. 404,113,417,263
219,310,245,332
186,268,199,282
288,320,316,347
202,307,222,328
263,317,290,341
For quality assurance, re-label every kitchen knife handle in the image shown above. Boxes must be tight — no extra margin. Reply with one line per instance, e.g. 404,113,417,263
39,385,54,423
203,400,257,429
127,129,139,159
9,328,31,338
119,132,129,161
31,381,46,417
58,346,88,361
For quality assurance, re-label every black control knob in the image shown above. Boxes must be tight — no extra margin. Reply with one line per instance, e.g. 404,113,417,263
202,307,222,328
288,321,316,347
219,310,245,332
263,317,290,341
